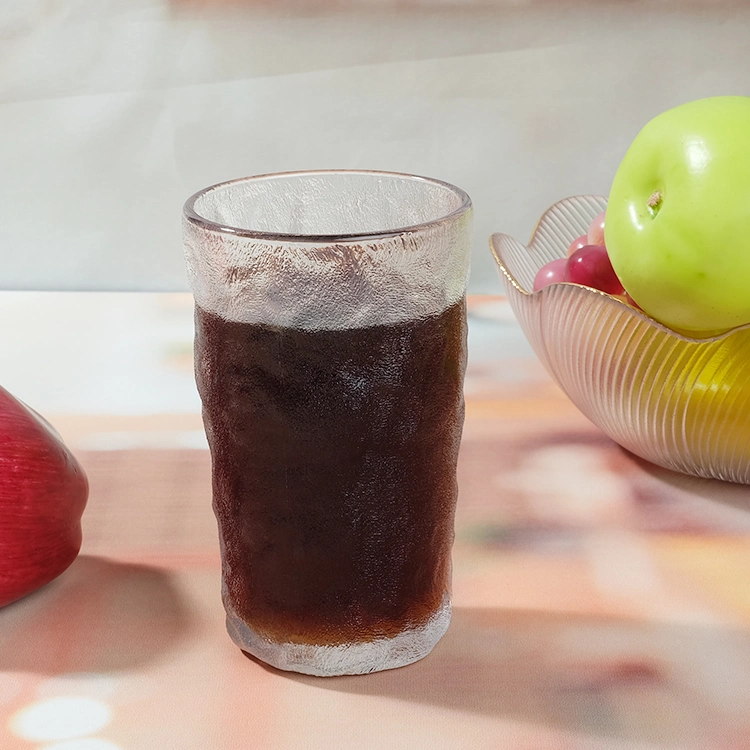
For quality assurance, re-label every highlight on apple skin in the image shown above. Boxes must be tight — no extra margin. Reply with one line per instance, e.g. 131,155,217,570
0,385,89,608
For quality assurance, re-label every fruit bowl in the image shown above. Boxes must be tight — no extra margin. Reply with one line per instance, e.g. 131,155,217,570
490,195,750,485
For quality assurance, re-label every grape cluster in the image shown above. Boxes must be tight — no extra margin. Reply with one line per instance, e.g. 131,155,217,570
533,211,634,303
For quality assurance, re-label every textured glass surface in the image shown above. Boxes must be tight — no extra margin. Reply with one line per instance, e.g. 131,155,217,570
491,195,750,485
184,171,472,676
184,171,471,332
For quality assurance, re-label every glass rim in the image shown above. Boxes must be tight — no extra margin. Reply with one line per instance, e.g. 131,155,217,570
182,169,472,243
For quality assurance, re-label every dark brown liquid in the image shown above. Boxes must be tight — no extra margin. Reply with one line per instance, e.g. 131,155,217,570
194,301,467,646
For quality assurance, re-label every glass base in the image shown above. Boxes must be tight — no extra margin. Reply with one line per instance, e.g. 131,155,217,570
225,596,451,676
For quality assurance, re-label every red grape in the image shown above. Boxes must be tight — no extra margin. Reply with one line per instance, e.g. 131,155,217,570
587,211,606,247
564,245,624,295
567,234,589,257
533,258,567,291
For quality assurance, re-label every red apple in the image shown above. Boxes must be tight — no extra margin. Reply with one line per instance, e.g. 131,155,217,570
0,386,88,607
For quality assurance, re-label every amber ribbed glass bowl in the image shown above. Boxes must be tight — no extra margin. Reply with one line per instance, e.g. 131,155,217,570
490,195,750,485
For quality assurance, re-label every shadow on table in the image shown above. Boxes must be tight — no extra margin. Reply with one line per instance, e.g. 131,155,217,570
0,555,195,674
283,606,750,746
629,451,750,520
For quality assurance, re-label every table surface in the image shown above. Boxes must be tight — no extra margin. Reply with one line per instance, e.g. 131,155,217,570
2,293,750,750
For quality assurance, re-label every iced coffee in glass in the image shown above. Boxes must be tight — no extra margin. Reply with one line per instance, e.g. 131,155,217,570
182,170,472,676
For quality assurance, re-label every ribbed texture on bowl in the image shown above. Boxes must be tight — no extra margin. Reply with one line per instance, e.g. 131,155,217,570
491,195,750,485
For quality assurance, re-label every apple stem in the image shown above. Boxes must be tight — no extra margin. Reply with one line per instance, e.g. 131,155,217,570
647,190,663,216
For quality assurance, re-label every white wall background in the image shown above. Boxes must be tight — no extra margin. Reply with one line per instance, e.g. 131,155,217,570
2,0,749,293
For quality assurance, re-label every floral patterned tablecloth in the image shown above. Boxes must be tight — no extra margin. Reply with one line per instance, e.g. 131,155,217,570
1,294,750,750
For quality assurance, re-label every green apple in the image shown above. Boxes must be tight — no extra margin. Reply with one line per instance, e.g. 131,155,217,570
605,96,750,335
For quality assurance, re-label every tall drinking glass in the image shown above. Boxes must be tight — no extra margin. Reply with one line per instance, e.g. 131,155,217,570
182,170,472,676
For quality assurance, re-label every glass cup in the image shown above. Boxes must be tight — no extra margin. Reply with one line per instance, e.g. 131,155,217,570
182,170,472,676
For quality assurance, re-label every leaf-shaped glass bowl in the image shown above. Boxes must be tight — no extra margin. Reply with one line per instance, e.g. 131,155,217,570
490,195,750,485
